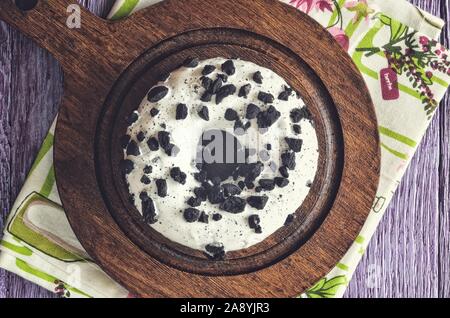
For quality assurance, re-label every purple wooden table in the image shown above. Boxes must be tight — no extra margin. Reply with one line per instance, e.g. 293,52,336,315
0,0,448,298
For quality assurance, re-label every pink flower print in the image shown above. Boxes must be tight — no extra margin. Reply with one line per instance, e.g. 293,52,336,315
289,0,333,14
328,27,350,51
419,36,429,46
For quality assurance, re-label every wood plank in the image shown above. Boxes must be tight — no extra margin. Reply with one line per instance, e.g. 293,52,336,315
438,0,450,298
0,13,12,300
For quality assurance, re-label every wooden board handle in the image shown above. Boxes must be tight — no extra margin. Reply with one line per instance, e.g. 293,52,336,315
0,0,111,72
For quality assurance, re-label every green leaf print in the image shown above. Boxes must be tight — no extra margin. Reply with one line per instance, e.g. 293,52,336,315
376,14,408,42
305,275,348,298
356,15,449,118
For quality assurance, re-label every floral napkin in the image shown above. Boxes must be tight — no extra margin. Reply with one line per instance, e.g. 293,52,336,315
0,0,449,298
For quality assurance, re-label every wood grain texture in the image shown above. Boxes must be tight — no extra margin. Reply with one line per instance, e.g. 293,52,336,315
0,0,448,298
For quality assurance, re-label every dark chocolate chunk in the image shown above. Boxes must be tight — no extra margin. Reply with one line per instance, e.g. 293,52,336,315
202,65,216,75
194,171,207,183
285,137,303,153
278,91,290,101
165,144,180,157
306,180,313,188
293,124,301,134
245,103,260,120
212,213,222,221
238,161,264,182
253,71,263,84
155,179,167,197
198,212,209,223
234,120,245,135
255,225,263,234
278,87,293,101
127,112,138,125
176,103,188,120
200,91,213,102
281,151,296,170
143,165,152,174
120,159,134,175
147,137,159,151
183,57,199,68
258,179,275,191
137,131,145,142
248,214,261,229
245,181,255,190
238,84,251,98
120,135,130,149
207,186,225,204
209,78,223,94
126,140,140,156
157,131,171,149
201,76,213,90
238,181,246,190
216,84,236,104
219,196,246,213
257,91,274,104
187,196,202,207
147,86,169,102
257,105,281,128
247,195,269,210
140,175,151,185
183,208,201,223
224,108,238,121
222,183,242,196
221,60,235,76
211,176,222,186
217,73,228,83
290,107,311,123
194,187,207,201
170,167,187,184
150,107,159,117
198,106,210,121
205,244,225,260
275,177,289,188
284,214,295,226
279,166,290,178
255,186,262,193
266,143,272,151
139,191,149,201
142,195,158,224
202,181,212,191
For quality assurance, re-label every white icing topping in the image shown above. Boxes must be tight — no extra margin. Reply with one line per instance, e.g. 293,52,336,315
124,57,318,253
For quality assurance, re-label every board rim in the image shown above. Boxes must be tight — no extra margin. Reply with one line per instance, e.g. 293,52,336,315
52,0,381,297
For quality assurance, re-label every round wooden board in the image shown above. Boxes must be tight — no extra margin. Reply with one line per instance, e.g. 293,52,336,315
0,0,380,297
